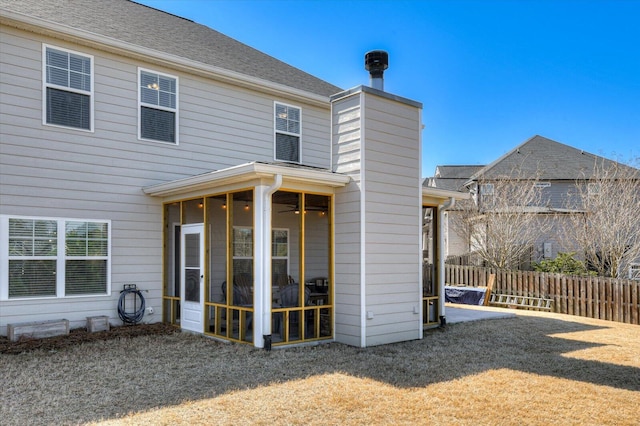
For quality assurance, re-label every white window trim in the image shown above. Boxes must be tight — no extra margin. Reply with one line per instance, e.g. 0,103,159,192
0,215,111,301
138,67,179,144
42,44,94,132
272,227,290,275
480,183,494,195
274,101,302,164
233,226,253,261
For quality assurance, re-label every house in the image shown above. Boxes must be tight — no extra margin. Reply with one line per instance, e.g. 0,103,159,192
423,165,484,258
425,135,640,276
0,0,465,347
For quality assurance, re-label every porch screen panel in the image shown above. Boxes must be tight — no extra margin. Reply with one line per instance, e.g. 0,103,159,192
303,194,331,305
207,195,228,304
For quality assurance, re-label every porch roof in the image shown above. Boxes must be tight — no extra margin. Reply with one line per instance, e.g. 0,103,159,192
422,187,470,205
142,162,351,197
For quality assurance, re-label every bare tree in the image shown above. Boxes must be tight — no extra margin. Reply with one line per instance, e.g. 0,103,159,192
563,158,640,278
450,169,552,270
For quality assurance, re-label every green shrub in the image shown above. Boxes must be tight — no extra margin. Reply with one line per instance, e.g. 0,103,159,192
533,252,595,276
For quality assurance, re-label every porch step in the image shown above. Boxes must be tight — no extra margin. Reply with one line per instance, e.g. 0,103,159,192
489,293,553,311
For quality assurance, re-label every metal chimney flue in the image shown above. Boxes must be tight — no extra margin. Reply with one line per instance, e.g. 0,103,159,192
365,50,388,91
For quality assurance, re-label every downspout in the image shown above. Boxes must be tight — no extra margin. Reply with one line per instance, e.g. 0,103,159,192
438,197,455,327
262,174,282,350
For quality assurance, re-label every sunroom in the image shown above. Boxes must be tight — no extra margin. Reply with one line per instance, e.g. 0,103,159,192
143,162,350,348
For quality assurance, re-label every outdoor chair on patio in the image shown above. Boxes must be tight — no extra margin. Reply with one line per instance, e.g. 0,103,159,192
220,274,254,336
276,283,311,339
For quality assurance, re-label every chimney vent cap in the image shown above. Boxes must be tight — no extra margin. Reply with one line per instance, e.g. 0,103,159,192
365,50,389,72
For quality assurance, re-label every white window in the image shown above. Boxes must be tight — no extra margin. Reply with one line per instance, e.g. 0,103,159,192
139,68,178,143
233,227,253,275
480,183,494,207
272,228,289,278
43,44,93,131
274,102,301,163
480,183,494,195
0,216,110,299
231,227,289,277
630,264,640,280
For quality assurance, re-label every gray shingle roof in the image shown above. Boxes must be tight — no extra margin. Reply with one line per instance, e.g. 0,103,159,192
469,135,635,181
423,165,483,191
423,177,469,191
1,0,342,97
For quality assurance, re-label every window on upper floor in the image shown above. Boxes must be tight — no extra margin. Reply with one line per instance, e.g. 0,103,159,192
480,183,495,207
1,215,110,300
630,264,640,280
480,183,494,195
139,68,178,144
274,102,301,163
43,44,93,131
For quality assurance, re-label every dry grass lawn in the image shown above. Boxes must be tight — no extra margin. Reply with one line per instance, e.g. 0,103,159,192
1,308,638,425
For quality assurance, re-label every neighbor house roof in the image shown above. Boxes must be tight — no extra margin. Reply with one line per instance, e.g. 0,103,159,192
0,0,342,98
423,165,484,191
468,135,632,181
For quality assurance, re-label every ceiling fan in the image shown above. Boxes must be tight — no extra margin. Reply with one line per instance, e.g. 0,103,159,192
278,203,326,214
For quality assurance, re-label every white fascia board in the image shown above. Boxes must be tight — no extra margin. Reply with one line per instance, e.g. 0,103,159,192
143,162,350,197
0,11,331,108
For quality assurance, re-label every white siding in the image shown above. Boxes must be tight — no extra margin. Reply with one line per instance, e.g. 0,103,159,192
362,93,422,346
332,94,363,347
331,88,423,347
0,25,332,334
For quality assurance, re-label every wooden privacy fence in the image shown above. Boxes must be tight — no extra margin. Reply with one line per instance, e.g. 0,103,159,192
445,265,640,325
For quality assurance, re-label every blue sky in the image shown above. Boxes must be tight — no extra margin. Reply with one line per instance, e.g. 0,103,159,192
136,0,639,177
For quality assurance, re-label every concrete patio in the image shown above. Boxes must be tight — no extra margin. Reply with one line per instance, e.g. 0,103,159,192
444,303,517,324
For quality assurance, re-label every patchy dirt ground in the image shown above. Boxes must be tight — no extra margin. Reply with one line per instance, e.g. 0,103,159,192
0,322,178,354
2,311,638,425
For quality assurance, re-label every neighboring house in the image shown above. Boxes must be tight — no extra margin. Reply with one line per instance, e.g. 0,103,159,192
0,0,465,347
425,135,640,275
423,165,484,258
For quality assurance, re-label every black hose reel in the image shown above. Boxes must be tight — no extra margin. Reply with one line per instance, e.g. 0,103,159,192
118,284,146,324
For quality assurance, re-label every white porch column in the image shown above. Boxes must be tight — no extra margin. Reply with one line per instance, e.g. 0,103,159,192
438,197,455,324
252,175,282,349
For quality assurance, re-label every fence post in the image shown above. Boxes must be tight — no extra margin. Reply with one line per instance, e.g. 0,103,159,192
632,281,639,325
613,279,620,323
586,275,593,319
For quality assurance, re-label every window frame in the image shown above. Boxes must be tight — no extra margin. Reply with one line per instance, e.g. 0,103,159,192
480,183,494,195
232,226,253,276
480,183,495,208
0,215,111,300
274,101,302,163
42,44,94,132
138,67,179,144
272,228,290,277
630,264,640,280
